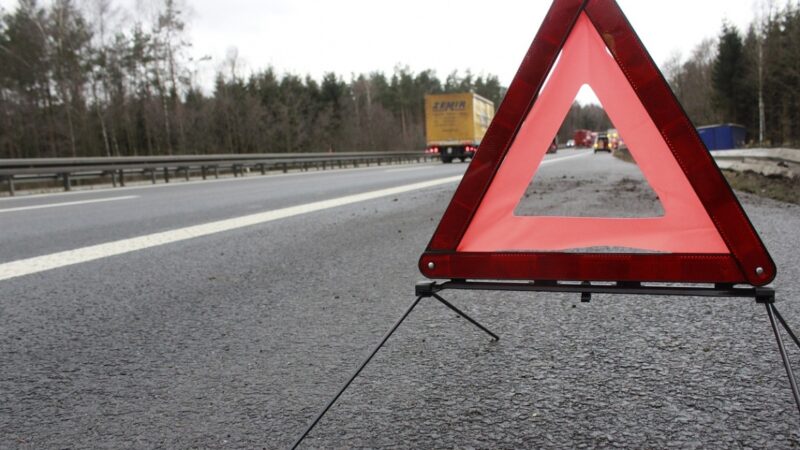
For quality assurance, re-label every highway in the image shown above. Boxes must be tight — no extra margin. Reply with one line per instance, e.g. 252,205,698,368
2,150,800,448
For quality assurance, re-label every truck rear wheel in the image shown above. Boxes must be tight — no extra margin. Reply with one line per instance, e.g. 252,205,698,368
441,156,453,164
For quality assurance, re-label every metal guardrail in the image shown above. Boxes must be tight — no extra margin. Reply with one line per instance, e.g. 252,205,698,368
711,148,800,179
1,148,795,197
0,152,434,196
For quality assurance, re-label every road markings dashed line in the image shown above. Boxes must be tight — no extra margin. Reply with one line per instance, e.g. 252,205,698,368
0,196,139,214
384,166,435,173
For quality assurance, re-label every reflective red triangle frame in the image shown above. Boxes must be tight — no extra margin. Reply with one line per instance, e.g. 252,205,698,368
419,0,776,287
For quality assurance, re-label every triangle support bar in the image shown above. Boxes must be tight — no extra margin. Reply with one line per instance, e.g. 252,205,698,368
290,283,800,447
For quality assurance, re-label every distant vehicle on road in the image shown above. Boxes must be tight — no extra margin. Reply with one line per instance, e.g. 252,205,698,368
424,92,496,163
593,132,612,153
573,129,595,148
566,139,576,148
607,128,624,150
547,139,558,154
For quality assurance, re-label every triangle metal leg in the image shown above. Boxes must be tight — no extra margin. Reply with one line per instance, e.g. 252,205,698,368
431,293,499,341
766,302,800,418
772,305,800,351
290,290,499,449
291,278,800,448
290,296,424,449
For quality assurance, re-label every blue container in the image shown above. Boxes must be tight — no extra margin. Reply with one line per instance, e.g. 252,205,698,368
696,124,747,151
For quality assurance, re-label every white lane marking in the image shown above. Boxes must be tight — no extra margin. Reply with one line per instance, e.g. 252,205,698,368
384,150,587,174
0,152,586,203
0,150,587,282
0,162,441,202
384,166,435,173
541,151,592,165
0,196,138,214
0,176,462,282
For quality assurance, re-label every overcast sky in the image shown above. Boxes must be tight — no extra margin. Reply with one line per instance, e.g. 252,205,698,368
1,0,761,98
186,0,757,85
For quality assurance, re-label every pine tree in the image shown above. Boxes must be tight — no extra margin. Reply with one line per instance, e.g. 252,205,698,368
712,23,754,128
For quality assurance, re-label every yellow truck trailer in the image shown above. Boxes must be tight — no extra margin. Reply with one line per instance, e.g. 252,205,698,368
424,92,496,163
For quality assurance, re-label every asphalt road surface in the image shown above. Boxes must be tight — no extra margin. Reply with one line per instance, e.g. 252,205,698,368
2,150,800,448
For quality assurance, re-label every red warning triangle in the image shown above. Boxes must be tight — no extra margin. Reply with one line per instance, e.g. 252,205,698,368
419,0,776,286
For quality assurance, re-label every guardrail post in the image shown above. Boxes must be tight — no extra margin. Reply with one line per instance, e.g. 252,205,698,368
150,169,157,184
61,173,71,191
182,167,190,181
110,171,117,187
4,175,14,196
201,166,207,180
213,166,219,179
118,170,125,187
164,167,170,183
259,163,266,175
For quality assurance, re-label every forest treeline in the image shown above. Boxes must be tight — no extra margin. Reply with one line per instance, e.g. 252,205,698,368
0,0,505,158
1,0,799,159
666,2,800,146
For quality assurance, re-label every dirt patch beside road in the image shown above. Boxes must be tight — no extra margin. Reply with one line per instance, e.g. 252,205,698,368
723,170,799,205
613,147,799,205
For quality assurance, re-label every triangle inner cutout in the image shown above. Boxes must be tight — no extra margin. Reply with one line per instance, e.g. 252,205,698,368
457,13,727,254
514,85,665,220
